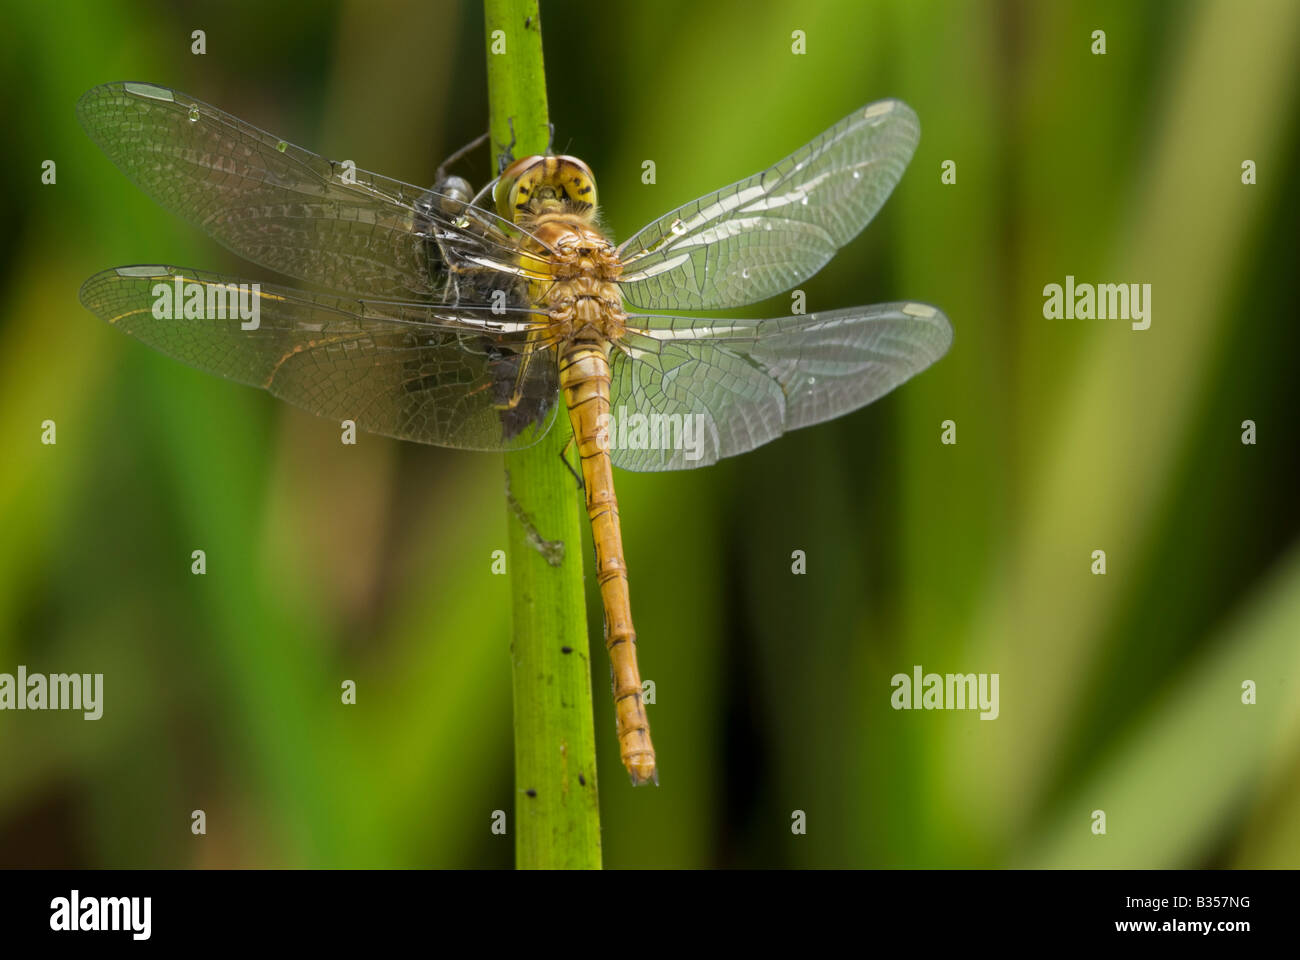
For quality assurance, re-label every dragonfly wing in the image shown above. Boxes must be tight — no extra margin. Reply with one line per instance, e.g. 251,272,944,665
77,82,539,300
608,302,951,471
616,100,919,311
605,333,784,471
79,265,558,450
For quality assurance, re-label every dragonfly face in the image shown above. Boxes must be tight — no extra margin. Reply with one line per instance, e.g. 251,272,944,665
495,154,598,220
78,81,952,785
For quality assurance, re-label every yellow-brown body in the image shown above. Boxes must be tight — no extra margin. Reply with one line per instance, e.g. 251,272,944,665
503,155,656,785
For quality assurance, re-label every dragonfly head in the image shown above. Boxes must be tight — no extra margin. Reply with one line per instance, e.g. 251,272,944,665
494,155,597,224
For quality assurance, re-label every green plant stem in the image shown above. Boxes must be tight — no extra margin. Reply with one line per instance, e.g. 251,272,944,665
485,0,602,870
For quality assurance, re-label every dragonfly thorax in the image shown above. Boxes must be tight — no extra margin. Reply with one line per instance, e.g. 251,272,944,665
523,215,625,343
544,275,625,342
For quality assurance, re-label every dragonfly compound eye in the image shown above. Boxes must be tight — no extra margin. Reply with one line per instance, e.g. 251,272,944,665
495,155,598,221
551,155,597,213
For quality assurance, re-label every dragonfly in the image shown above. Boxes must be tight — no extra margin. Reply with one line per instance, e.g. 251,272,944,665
78,81,951,786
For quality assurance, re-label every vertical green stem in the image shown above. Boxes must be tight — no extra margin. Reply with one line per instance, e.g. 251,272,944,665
485,0,602,870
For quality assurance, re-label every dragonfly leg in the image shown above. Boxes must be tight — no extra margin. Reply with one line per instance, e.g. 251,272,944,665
435,130,490,183
493,346,533,412
497,117,518,175
558,434,584,490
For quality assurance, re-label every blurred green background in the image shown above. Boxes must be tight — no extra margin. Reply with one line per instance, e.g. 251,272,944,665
2,0,1298,868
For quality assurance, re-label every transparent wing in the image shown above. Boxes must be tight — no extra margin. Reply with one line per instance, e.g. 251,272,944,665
616,100,919,311
79,265,559,450
77,81,548,300
607,302,951,471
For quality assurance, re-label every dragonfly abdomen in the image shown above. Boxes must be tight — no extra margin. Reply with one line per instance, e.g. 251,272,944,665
559,342,657,786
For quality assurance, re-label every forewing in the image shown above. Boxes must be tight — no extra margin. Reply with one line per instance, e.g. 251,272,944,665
608,302,951,471
616,100,919,311
79,265,558,450
77,81,540,300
